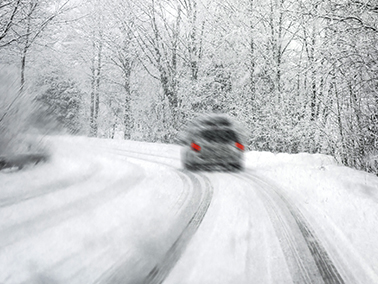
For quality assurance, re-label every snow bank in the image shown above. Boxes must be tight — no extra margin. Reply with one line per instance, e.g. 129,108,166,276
245,151,338,169
246,150,378,283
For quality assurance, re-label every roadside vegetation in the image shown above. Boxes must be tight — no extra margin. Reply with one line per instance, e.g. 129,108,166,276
0,69,49,170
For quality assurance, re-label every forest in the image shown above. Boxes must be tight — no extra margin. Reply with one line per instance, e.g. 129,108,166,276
0,0,377,174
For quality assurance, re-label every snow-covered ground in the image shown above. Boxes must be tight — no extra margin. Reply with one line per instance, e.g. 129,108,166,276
246,151,378,283
0,136,377,283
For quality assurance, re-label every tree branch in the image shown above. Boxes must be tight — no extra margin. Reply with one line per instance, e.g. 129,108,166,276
0,0,21,42
321,15,377,33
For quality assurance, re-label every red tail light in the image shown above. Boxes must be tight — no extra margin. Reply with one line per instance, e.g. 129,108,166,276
235,142,244,151
191,142,201,152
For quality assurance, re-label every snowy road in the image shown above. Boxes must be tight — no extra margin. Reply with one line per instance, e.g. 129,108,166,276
1,136,378,283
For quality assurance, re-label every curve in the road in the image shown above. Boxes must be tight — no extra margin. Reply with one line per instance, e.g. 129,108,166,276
94,147,213,284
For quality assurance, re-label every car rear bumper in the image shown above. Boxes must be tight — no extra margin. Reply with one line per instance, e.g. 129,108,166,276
181,148,244,171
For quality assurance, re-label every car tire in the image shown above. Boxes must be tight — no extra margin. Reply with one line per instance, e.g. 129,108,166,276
184,163,197,171
228,163,242,172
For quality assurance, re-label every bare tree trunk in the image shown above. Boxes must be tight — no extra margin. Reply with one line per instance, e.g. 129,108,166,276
20,1,35,91
248,0,256,105
111,122,116,139
90,42,96,136
185,0,205,120
309,4,319,122
269,0,284,104
89,46,98,136
276,0,284,101
187,0,204,82
20,39,28,91
333,79,347,164
94,37,102,136
123,67,132,140
89,22,103,137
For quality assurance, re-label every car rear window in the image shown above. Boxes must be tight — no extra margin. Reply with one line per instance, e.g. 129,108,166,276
200,129,238,143
203,117,231,127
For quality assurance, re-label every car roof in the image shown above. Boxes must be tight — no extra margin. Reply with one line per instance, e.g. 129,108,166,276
190,114,234,128
179,113,247,145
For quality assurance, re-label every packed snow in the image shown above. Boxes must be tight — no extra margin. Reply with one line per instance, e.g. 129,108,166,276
0,136,377,283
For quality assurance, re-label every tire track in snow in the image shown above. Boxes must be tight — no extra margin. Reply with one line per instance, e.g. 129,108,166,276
0,168,143,249
0,167,98,208
144,172,213,284
96,146,181,167
238,172,345,284
94,147,213,284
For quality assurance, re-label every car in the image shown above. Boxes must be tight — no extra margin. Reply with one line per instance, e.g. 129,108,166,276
179,114,246,171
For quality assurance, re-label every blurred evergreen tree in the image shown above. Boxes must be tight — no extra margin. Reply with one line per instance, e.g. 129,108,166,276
33,76,84,134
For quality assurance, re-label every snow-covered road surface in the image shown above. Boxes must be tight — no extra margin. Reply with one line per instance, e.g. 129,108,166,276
0,136,377,283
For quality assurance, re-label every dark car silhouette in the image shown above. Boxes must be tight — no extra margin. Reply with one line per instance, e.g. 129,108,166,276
180,114,245,171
